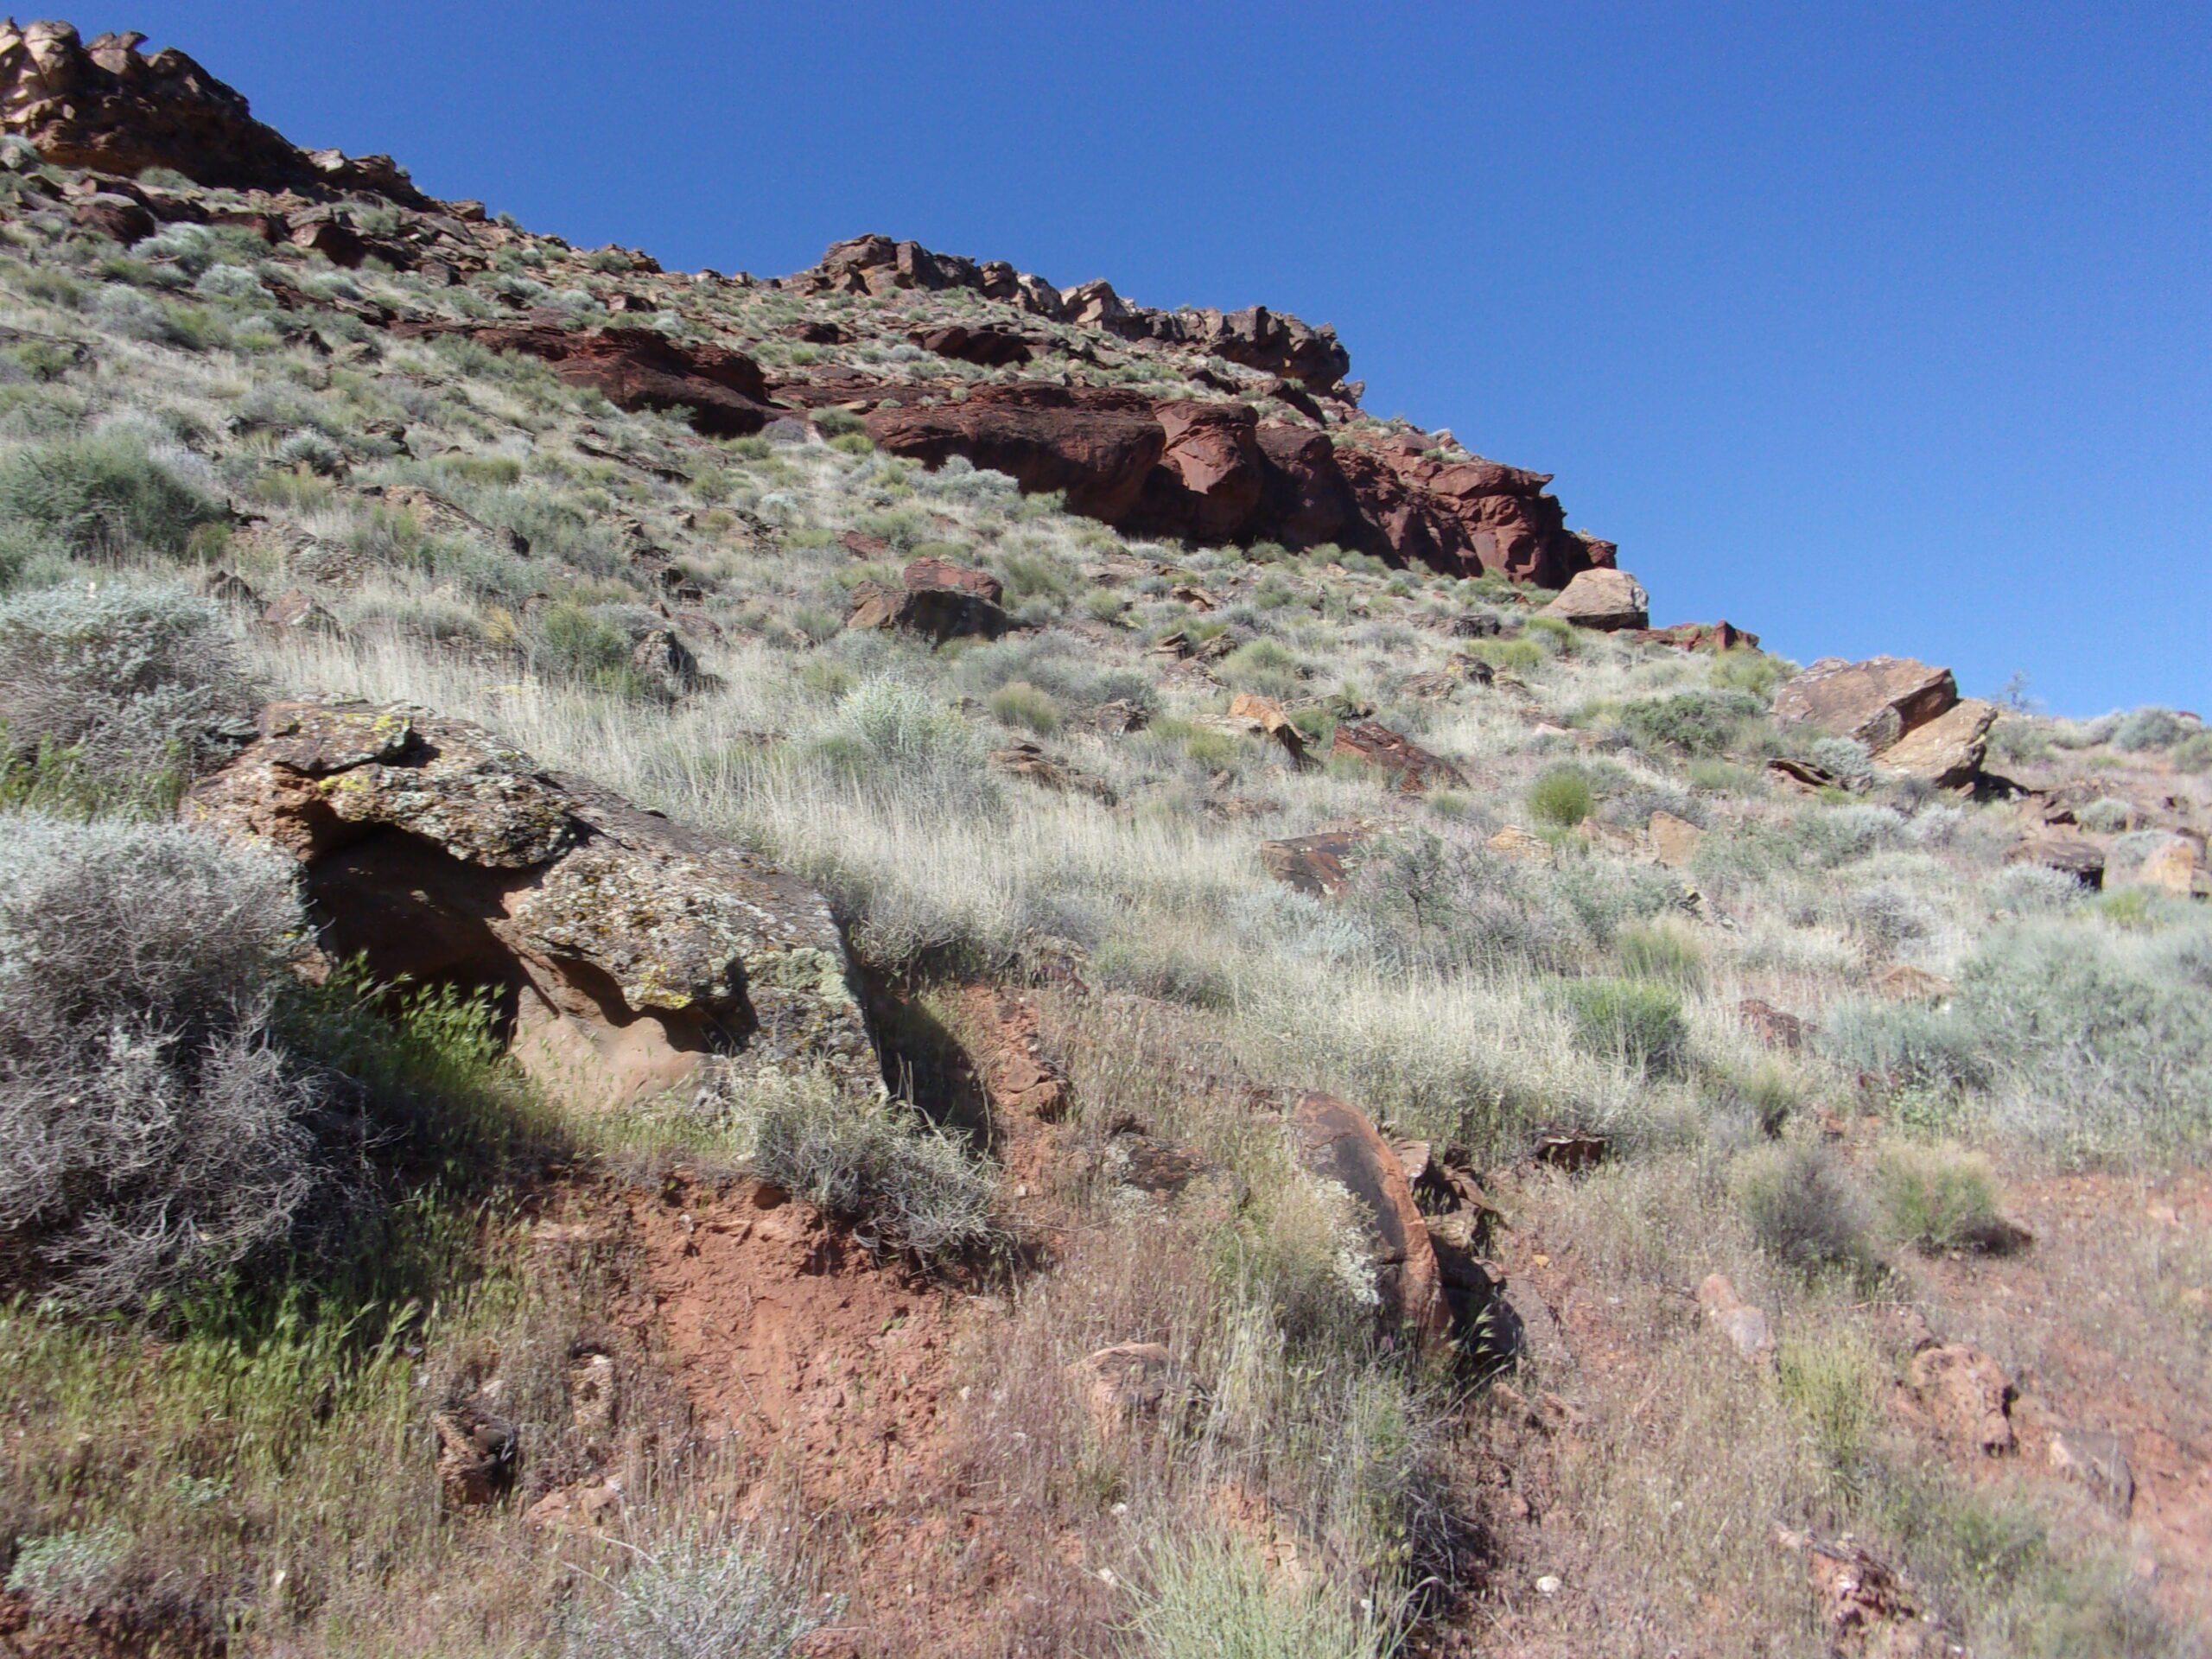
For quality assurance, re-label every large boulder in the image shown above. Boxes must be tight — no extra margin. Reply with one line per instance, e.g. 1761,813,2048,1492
1775,656,1993,786
1329,719,1468,792
186,702,879,1109
1289,1093,1450,1344
1540,568,1650,631
1877,697,1995,787
868,385,1611,586
846,556,1007,643
1774,657,1960,751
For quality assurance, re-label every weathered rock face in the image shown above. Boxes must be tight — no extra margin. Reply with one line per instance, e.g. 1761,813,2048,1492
391,321,774,437
802,235,1351,391
867,386,1609,585
1329,720,1468,792
1776,657,1993,786
1289,1092,1451,1344
186,702,878,1108
1775,657,1960,751
0,20,429,203
1541,567,1649,631
846,556,1008,643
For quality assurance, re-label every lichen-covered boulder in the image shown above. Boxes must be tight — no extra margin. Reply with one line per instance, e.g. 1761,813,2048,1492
186,701,879,1108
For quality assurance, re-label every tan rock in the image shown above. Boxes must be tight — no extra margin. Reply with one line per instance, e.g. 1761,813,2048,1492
1647,809,1703,868
187,701,879,1109
1539,568,1649,631
2111,833,2206,898
1697,1273,1773,1363
2047,1427,2134,1516
1904,1344,2013,1455
1228,691,1309,766
1877,697,1994,787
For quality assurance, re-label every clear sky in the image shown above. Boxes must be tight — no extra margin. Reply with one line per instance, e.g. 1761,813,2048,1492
99,2,2210,714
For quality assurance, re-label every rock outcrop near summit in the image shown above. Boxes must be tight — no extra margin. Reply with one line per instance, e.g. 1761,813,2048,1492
0,19,429,201
867,384,1615,583
188,702,879,1109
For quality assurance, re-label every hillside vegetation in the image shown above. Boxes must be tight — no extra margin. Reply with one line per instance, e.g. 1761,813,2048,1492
0,21,2207,1659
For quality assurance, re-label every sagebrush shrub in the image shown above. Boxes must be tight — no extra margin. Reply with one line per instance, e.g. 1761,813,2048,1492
1732,1142,1880,1281
0,817,355,1308
0,429,219,556
710,1068,998,1259
0,580,255,811
1616,690,1761,755
564,1530,835,1659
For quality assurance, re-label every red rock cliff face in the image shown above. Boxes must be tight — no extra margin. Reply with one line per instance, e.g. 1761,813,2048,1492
0,19,429,202
867,386,1612,584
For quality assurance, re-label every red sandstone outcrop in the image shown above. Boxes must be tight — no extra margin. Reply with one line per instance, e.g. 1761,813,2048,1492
0,19,431,203
391,320,775,437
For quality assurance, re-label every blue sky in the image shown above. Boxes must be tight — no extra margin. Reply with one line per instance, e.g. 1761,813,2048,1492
107,2,2209,713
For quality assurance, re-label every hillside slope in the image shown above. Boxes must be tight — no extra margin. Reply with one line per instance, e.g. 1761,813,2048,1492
0,20,2207,1659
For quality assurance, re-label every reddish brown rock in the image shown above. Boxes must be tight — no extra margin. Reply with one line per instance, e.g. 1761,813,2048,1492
1632,620,1760,652
867,385,1166,523
847,556,1008,643
868,385,1608,585
1329,719,1468,792
1259,827,1369,898
0,20,431,202
1289,1092,1451,1344
958,986,1067,1121
391,321,774,437
909,323,1033,367
1774,657,1960,751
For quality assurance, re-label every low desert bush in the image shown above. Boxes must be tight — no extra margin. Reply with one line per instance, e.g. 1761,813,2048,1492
987,678,1062,735
1732,1142,1880,1281
564,1530,835,1659
0,817,359,1309
714,1068,998,1260
1616,918,1706,987
1873,1144,2016,1255
1561,976,1688,1075
1528,762,1596,828
805,677,983,808
2110,706,2187,753
1132,1529,1389,1659
1776,1331,1881,1474
1616,689,1761,755
0,429,218,556
0,580,254,812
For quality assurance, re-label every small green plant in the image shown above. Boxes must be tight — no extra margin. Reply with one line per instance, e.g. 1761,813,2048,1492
1560,976,1688,1074
987,679,1063,735
1132,1529,1390,1659
1529,762,1596,828
1617,918,1707,987
4,1522,132,1618
564,1529,837,1659
1874,1144,2018,1255
1776,1332,1881,1475
1732,1142,1881,1281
